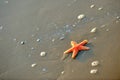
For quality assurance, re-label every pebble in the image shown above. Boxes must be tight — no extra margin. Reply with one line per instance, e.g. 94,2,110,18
61,71,65,74
36,38,40,42
98,7,103,10
91,61,99,67
31,63,37,67
77,14,85,20
20,41,25,45
90,27,97,33
40,51,46,57
90,4,95,8
59,36,65,40
90,69,98,74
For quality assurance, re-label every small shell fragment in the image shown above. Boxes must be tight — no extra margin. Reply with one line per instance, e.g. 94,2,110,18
59,36,65,40
52,38,55,42
90,69,98,74
42,68,47,72
36,38,40,42
0,25,3,30
31,63,37,67
20,41,25,45
91,61,99,67
77,14,85,20
116,16,120,19
98,7,103,10
90,27,97,33
90,4,95,8
40,51,46,57
61,71,65,74
106,29,109,31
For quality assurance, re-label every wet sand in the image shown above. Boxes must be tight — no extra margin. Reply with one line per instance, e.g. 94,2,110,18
0,0,120,80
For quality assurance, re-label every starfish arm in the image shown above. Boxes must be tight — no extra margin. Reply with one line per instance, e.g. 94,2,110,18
79,40,88,45
72,49,78,59
79,46,90,50
71,41,77,47
64,47,74,54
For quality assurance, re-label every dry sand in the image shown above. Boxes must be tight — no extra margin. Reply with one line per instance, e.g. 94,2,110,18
0,0,120,80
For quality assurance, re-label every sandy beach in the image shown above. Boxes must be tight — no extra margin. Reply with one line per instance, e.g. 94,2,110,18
0,0,120,80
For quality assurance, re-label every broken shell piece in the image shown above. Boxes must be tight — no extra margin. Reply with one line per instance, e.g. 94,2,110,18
100,25,106,28
0,25,3,30
36,38,40,42
90,69,98,74
106,29,109,31
90,4,95,8
91,61,99,67
61,71,65,74
42,68,47,72
77,14,85,20
40,51,46,57
90,27,97,33
52,38,55,42
31,63,37,67
98,7,103,10
20,41,25,45
116,16,120,19
59,36,65,40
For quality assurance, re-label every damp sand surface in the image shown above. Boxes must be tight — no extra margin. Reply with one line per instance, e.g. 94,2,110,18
0,0,120,80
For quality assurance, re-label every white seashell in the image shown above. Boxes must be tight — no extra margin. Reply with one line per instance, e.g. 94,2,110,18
90,27,97,33
90,4,95,8
90,69,98,74
36,38,40,42
31,63,37,67
91,61,99,67
20,41,25,45
40,51,46,57
77,14,85,20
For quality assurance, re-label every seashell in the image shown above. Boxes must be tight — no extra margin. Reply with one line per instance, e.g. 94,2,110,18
90,69,98,74
77,14,85,20
90,4,95,8
90,27,97,33
20,41,25,45
31,63,37,67
91,61,99,67
40,51,46,57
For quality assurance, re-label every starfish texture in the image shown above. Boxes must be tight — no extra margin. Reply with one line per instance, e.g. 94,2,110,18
64,40,90,59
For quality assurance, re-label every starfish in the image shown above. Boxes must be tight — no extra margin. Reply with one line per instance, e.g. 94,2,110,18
64,40,90,59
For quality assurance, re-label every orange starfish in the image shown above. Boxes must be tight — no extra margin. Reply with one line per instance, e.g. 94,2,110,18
64,40,90,59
